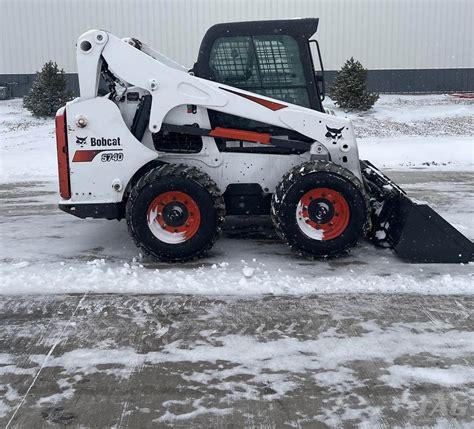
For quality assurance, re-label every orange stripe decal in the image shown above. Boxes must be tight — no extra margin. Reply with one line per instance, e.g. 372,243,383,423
220,87,287,111
209,127,271,144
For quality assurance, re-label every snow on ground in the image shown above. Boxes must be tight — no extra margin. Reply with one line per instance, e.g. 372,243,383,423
327,94,474,170
358,136,473,170
0,100,56,182
5,320,474,417
327,94,474,137
25,320,473,390
0,95,473,295
1,294,473,426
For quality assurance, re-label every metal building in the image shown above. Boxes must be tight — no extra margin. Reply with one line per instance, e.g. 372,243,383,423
1,0,473,97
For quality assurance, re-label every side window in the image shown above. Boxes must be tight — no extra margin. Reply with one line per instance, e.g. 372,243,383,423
209,35,310,108
253,35,309,107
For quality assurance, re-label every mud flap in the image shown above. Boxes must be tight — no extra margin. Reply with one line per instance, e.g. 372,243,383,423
361,161,473,263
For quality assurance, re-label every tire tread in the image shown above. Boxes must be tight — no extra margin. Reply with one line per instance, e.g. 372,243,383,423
271,160,370,258
126,163,225,262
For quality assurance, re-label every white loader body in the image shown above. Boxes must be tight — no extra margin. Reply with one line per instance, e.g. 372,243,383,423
58,29,360,207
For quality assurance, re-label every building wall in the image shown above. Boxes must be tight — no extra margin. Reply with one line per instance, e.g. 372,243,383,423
1,0,473,95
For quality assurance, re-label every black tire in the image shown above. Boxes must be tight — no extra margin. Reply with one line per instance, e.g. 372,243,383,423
271,160,370,258
126,164,225,262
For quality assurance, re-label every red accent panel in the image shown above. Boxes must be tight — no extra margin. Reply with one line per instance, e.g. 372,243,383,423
55,110,70,199
220,87,287,111
242,93,288,111
72,150,106,162
209,127,271,144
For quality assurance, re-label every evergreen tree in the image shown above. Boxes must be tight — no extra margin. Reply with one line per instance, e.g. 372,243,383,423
330,57,379,110
23,61,74,117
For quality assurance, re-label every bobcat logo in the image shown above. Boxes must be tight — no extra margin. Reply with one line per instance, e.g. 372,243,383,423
76,136,87,147
325,126,344,144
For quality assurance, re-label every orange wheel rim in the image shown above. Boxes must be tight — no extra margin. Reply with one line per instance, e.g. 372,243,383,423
296,188,350,241
147,191,201,244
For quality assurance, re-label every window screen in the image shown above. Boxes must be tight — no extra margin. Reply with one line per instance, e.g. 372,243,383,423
209,35,310,108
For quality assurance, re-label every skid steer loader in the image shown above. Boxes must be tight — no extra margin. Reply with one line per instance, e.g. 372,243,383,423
55,19,473,263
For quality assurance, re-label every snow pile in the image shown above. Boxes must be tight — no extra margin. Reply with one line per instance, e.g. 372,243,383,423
329,94,474,170
1,258,473,295
358,136,473,170
327,94,474,134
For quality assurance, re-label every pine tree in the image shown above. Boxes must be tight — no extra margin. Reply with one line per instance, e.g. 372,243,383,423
23,61,74,117
330,57,379,110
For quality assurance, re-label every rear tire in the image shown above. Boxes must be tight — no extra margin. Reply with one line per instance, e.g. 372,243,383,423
126,164,225,262
271,161,369,258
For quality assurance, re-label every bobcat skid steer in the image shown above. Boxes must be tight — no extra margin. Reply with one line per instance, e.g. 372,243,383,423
55,19,473,263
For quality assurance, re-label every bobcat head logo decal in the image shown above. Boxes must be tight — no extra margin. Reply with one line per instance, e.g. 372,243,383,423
325,126,344,144
76,136,87,147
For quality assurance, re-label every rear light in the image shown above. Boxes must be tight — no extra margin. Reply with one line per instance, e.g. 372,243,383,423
55,108,71,199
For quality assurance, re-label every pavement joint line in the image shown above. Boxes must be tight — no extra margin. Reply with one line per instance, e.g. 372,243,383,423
5,292,89,428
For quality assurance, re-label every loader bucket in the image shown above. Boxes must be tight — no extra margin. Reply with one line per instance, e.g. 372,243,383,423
361,161,473,263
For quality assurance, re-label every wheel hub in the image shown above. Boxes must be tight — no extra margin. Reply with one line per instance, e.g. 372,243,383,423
162,202,189,227
307,198,334,224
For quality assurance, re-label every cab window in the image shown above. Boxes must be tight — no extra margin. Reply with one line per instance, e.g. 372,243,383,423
209,35,310,108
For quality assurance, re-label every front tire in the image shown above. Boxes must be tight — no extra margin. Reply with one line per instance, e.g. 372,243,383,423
126,164,225,262
271,161,369,258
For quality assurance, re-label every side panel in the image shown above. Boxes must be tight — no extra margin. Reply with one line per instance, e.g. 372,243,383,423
64,97,157,204
158,151,309,194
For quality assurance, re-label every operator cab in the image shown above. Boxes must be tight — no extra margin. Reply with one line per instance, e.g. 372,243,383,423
193,18,325,112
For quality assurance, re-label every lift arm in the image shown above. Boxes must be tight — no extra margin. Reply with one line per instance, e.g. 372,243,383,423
76,30,362,180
